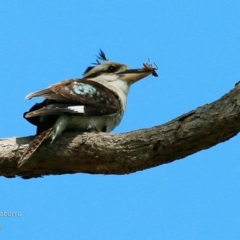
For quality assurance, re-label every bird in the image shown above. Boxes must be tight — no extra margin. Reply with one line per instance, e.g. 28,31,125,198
18,50,158,167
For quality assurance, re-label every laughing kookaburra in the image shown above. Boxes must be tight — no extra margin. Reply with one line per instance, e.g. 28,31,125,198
18,50,158,167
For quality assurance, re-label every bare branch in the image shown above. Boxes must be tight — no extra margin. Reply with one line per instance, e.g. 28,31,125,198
1,82,240,179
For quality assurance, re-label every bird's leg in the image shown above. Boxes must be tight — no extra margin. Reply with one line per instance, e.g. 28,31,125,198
49,115,68,143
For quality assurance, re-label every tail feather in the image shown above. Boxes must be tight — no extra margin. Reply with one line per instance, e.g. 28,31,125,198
18,128,52,167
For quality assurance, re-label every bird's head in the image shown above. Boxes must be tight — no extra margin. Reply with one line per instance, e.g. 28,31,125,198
83,50,158,89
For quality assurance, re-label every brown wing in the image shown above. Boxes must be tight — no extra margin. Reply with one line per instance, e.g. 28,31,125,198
26,79,120,112
24,79,120,127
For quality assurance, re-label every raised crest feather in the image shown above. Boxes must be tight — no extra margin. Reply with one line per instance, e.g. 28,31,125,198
83,49,108,75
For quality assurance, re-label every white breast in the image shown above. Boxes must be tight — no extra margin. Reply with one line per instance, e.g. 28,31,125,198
65,113,122,132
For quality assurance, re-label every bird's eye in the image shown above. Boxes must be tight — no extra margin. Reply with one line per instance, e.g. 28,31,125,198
108,66,116,72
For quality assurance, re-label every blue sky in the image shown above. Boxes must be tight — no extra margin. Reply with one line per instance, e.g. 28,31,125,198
1,1,240,239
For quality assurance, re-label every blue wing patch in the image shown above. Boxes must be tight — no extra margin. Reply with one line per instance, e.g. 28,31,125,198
72,82,97,95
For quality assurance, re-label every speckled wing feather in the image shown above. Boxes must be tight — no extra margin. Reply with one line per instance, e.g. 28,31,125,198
25,79,120,118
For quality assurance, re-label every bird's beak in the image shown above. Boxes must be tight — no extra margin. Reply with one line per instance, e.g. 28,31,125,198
118,63,158,83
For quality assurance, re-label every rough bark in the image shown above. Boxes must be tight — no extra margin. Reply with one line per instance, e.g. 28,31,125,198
1,82,240,179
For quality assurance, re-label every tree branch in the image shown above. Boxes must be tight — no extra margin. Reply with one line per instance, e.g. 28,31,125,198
1,82,240,179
